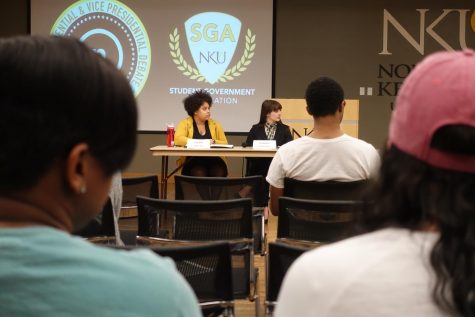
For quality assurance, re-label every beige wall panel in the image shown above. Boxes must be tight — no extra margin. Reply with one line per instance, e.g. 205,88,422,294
275,98,359,138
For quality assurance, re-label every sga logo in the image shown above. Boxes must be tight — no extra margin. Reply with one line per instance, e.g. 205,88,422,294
51,0,151,95
169,12,256,84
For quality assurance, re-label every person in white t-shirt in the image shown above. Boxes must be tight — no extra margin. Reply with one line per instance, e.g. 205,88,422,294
266,77,380,215
275,50,475,317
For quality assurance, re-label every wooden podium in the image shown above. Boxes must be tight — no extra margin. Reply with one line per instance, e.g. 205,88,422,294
274,99,359,138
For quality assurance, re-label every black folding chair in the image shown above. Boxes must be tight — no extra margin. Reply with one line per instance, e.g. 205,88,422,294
75,198,116,244
175,174,268,255
277,197,364,247
136,196,260,317
265,242,308,317
107,242,235,317
154,242,235,317
120,175,159,244
122,175,159,208
283,177,370,200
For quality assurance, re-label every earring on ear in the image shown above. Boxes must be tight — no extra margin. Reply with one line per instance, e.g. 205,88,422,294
79,184,87,194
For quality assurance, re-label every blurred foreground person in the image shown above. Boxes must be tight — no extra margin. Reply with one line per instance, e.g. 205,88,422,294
0,35,201,317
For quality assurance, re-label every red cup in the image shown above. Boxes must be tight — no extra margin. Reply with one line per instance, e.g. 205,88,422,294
166,125,175,147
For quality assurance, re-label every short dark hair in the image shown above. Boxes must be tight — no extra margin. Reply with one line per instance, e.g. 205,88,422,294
305,77,344,117
258,99,283,125
183,89,212,116
361,125,475,316
0,35,137,191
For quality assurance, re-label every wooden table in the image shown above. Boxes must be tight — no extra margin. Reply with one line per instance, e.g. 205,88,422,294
150,145,277,198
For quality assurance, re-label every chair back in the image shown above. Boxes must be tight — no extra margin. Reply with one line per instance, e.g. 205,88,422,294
74,198,115,238
100,198,115,236
152,242,233,299
137,197,253,241
109,242,235,316
283,177,369,200
122,175,159,208
175,175,267,208
136,196,258,307
278,197,363,245
153,242,235,316
265,242,308,315
120,176,159,244
175,175,267,255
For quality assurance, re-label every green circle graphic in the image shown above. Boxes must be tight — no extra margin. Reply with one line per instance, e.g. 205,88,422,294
51,0,151,96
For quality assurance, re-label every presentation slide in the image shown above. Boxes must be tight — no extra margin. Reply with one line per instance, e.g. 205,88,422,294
30,0,273,132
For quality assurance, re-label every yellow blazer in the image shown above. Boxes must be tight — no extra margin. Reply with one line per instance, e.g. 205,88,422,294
174,116,228,169
174,116,228,145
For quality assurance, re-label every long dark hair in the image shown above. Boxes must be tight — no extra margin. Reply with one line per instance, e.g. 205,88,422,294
361,125,475,316
258,99,283,125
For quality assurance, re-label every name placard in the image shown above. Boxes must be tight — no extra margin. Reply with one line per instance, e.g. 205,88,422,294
186,139,211,149
253,140,277,149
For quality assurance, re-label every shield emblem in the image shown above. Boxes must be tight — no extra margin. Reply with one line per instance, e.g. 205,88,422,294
185,12,241,84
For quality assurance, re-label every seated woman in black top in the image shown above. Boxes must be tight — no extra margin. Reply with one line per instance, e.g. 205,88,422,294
245,100,293,203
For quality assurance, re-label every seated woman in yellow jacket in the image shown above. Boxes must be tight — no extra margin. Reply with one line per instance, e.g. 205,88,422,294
174,89,228,176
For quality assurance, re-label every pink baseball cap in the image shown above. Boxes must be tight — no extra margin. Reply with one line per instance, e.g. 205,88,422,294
388,49,475,173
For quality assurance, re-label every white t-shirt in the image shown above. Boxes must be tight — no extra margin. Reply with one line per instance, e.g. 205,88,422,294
275,228,447,317
266,135,380,188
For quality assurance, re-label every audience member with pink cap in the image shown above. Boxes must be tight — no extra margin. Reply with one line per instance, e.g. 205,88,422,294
275,49,475,317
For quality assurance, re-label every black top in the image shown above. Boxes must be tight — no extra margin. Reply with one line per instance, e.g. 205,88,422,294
245,122,293,147
192,119,212,139
245,122,293,181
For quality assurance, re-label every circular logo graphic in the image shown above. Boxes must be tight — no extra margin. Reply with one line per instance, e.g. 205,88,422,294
51,0,151,95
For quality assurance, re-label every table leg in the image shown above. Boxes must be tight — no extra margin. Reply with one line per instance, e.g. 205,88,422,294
160,156,169,199
159,155,183,199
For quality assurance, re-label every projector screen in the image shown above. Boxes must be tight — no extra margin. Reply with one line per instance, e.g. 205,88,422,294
30,0,273,132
